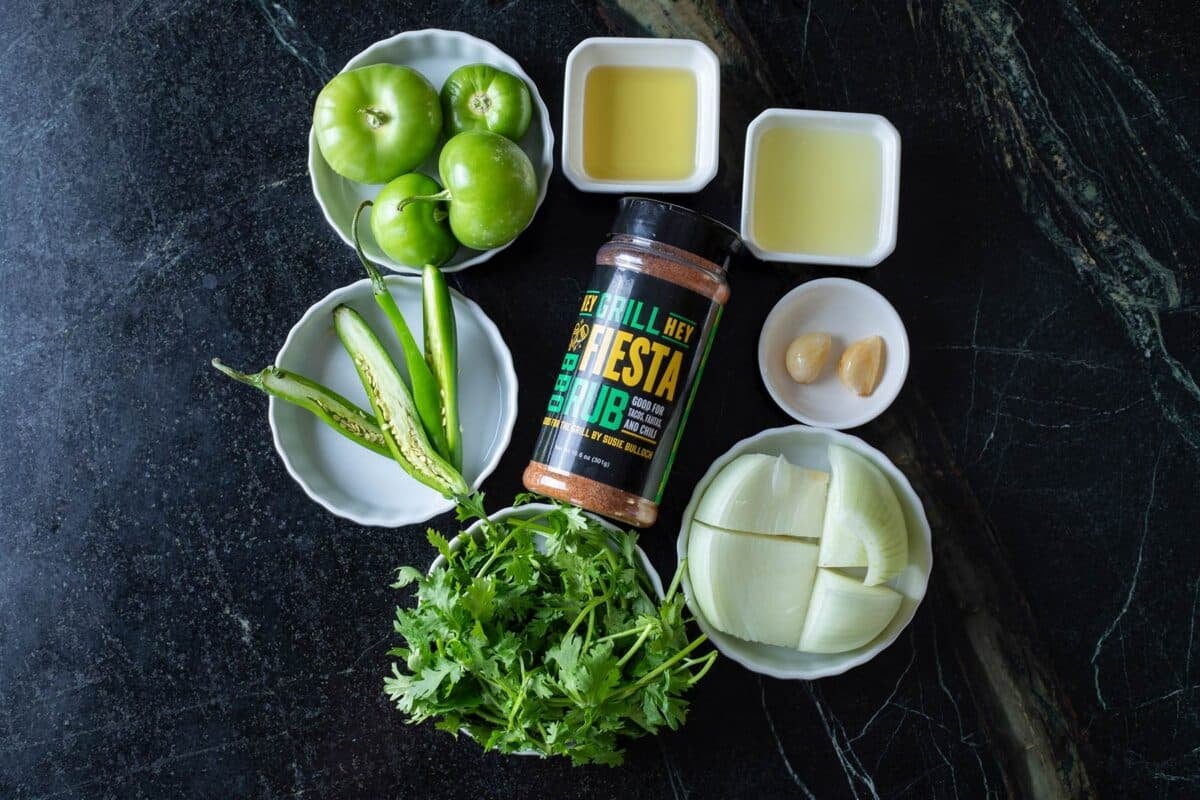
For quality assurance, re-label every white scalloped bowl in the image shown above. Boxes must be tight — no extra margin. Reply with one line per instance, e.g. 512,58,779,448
676,425,931,680
268,276,518,527
309,29,555,273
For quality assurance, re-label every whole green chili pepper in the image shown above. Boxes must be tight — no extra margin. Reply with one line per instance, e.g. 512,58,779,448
422,263,462,471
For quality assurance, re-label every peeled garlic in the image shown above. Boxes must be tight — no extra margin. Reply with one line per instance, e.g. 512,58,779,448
838,335,885,396
785,332,833,384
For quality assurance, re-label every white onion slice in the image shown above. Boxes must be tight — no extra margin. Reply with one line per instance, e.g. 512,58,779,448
687,521,819,648
798,569,903,653
694,454,829,538
819,445,907,585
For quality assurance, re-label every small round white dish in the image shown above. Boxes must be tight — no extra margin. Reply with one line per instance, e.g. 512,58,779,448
269,276,517,527
758,278,909,429
676,425,931,680
308,29,555,273
431,502,664,758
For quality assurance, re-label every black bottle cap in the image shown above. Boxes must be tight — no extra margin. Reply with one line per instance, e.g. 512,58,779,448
610,197,743,272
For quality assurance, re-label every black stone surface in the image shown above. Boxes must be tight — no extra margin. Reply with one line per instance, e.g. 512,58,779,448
1,1,1197,797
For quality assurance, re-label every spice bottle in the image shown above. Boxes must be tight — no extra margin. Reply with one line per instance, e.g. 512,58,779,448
524,198,741,527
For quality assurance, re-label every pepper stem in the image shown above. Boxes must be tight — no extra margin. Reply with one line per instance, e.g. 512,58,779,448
211,358,263,389
352,200,387,293
396,189,452,214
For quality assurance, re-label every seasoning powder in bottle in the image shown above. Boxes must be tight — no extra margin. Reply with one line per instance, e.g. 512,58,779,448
524,198,741,527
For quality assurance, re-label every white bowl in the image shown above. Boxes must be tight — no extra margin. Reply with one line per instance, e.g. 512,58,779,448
308,29,555,273
758,278,909,429
676,426,932,680
561,37,720,193
740,108,900,266
268,276,517,527
431,502,665,758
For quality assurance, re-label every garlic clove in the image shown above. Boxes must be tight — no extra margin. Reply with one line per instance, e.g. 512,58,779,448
838,336,885,396
785,332,833,384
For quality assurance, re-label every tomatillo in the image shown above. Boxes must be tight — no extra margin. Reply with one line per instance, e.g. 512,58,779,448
370,173,458,267
401,130,538,251
313,64,441,184
440,63,533,141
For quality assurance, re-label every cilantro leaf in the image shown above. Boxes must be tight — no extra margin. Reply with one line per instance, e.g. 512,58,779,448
391,565,424,589
426,528,453,560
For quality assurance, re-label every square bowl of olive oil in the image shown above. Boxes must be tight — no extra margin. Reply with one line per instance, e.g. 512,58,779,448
562,37,720,193
741,109,901,267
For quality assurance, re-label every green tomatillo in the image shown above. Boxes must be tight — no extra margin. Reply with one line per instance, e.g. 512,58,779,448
370,173,458,267
313,64,442,184
440,63,533,141
399,130,538,251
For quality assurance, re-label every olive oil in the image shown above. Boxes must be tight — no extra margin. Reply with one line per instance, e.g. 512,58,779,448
582,66,697,181
752,126,883,257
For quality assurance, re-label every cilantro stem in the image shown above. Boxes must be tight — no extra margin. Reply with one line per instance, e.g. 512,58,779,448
565,592,612,639
664,558,687,602
509,516,555,532
469,708,507,726
506,660,530,730
683,651,719,685
593,626,647,644
474,531,516,578
603,546,619,574
583,606,596,652
615,624,653,668
614,634,710,700
473,516,556,579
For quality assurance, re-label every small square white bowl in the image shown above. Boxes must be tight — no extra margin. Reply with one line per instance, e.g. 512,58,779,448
740,109,901,267
562,37,720,193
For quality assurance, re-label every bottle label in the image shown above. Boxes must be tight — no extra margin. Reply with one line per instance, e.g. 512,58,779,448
532,264,720,501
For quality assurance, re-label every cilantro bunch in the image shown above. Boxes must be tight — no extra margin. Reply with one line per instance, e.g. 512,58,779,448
384,495,718,766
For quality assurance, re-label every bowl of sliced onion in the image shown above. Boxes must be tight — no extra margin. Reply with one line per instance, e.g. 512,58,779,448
676,425,931,679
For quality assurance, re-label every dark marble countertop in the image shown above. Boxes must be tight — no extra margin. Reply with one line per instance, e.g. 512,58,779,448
2,1,1197,797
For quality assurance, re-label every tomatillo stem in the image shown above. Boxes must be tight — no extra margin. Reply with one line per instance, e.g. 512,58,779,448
358,107,388,128
396,189,451,214
468,91,493,115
